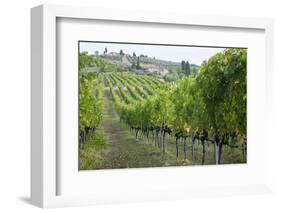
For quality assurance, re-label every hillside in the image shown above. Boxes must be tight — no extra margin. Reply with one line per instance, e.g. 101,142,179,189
89,52,200,81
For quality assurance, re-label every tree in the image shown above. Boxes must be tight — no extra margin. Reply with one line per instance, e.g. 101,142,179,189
120,50,124,55
94,50,99,56
136,56,140,69
185,60,191,75
79,52,111,72
181,60,185,71
79,52,94,70
133,52,136,57
164,70,179,82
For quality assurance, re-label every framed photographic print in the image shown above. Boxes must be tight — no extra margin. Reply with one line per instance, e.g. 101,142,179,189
31,4,274,208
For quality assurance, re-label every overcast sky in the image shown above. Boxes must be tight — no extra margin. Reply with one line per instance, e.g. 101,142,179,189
79,42,225,65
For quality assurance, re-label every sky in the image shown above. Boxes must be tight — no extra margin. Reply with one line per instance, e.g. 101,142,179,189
79,42,225,66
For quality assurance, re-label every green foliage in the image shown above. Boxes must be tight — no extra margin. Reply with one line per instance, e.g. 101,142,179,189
196,48,247,136
136,56,140,69
79,72,103,134
79,52,94,70
181,60,185,71
79,48,247,167
164,69,179,82
79,51,111,72
180,60,191,76
185,60,191,75
109,48,246,146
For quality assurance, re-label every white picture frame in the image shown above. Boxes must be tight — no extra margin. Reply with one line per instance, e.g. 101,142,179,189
31,4,274,208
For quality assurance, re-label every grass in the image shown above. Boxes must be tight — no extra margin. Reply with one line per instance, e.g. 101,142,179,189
79,128,106,170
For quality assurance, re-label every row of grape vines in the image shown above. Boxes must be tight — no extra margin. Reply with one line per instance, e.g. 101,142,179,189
79,72,104,145
104,49,247,165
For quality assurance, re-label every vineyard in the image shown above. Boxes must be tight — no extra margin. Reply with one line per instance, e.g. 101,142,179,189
79,48,247,170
